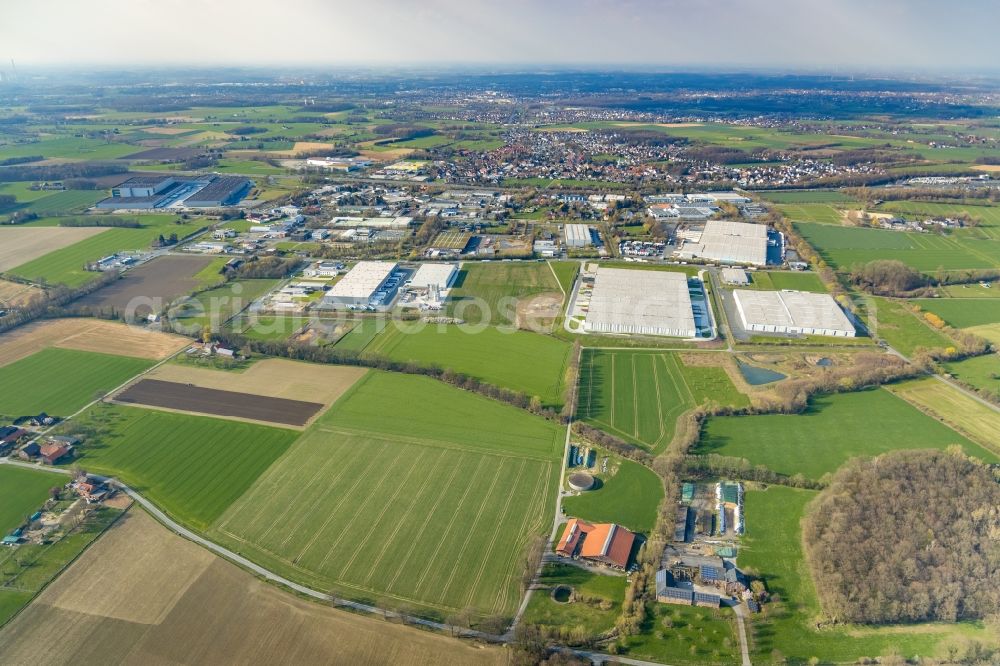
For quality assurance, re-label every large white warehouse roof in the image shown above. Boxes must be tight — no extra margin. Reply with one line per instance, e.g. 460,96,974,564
327,261,398,300
682,220,768,265
733,289,855,337
584,267,696,337
409,263,458,289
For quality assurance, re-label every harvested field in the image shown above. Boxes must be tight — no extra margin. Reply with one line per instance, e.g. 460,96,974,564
146,358,366,411
0,227,108,272
115,379,324,427
267,141,335,156
75,255,218,314
0,279,43,307
0,318,188,367
0,510,507,666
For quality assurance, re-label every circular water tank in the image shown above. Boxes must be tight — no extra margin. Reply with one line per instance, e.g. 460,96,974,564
568,472,595,491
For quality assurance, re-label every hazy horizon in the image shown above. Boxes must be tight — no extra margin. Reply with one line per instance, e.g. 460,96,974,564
3,0,999,73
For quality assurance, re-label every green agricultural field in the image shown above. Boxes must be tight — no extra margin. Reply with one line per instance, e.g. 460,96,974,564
69,405,297,530
333,318,386,351
233,315,310,341
866,296,954,356
167,279,278,332
215,159,287,176
20,190,105,215
210,371,562,619
777,202,846,225
562,457,663,533
742,486,994,664
942,354,1000,396
578,351,748,453
911,297,1000,329
0,467,55,535
755,190,856,204
548,260,581,295
0,137,139,162
364,324,570,407
0,348,152,419
745,271,827,293
521,564,626,636
8,216,204,287
697,389,996,479
795,221,1000,274
889,378,1000,456
446,261,561,326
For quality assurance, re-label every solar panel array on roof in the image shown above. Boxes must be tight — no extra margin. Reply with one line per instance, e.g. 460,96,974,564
694,592,721,606
700,564,722,581
662,587,694,602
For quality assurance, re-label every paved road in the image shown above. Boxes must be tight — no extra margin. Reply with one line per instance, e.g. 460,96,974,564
732,601,753,666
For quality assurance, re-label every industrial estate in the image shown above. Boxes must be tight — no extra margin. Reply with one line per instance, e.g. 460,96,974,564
1,57,1000,666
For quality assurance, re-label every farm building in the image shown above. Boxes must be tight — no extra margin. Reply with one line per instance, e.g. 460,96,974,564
677,220,768,265
98,175,251,209
721,268,749,285
733,289,856,337
321,261,400,310
408,263,458,291
555,518,636,569
564,224,593,248
583,267,697,337
655,570,722,608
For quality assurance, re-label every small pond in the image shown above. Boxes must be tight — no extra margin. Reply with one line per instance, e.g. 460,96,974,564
737,361,787,385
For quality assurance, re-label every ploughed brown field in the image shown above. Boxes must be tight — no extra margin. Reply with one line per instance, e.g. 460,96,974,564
0,510,508,665
114,378,324,426
75,255,217,314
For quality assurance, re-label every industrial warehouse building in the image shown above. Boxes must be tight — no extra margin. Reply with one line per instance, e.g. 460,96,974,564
407,263,458,291
97,175,252,210
322,261,400,310
677,220,768,266
584,267,697,337
733,289,856,337
564,224,593,248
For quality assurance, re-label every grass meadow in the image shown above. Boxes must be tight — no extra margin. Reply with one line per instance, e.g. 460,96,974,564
745,271,827,293
0,466,55,535
796,221,1000,274
548,260,581,294
210,371,562,618
364,323,571,407
522,564,626,636
741,486,994,664
941,354,1000,396
697,388,996,479
888,378,1000,456
0,348,153,418
777,202,846,225
445,261,560,326
578,350,748,453
70,404,297,530
866,296,954,356
561,457,663,533
911,297,1000,329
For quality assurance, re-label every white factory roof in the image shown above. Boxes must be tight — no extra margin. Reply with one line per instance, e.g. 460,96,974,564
327,261,397,299
330,216,414,229
733,289,855,336
584,267,696,337
721,268,750,285
409,263,458,289
683,220,768,265
564,224,592,244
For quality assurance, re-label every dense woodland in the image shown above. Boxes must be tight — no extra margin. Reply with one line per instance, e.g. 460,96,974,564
803,449,1000,625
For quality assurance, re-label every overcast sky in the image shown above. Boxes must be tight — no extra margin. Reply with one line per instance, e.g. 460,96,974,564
3,0,998,72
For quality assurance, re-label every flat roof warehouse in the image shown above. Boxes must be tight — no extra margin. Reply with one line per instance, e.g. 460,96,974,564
733,289,856,337
584,267,697,338
678,220,768,266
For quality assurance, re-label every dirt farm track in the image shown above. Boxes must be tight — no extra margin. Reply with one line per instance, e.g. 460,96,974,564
115,378,325,426
0,510,508,665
